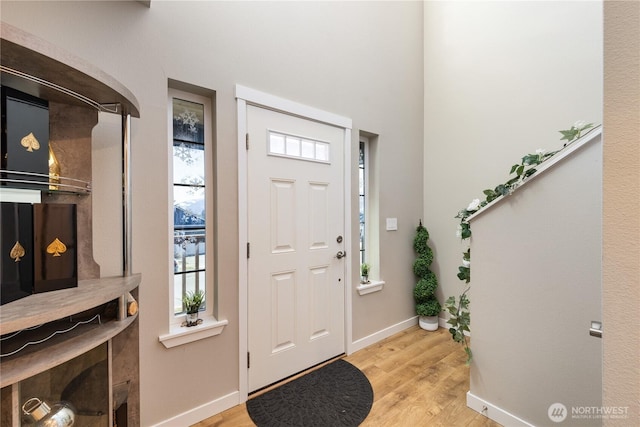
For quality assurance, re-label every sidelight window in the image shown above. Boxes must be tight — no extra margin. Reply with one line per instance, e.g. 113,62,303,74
359,137,367,266
170,89,213,318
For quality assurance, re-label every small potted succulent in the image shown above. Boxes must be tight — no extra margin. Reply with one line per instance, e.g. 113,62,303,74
360,263,370,283
183,289,204,327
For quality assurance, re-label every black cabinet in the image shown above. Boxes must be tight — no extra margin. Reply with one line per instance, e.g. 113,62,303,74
1,86,50,188
1,202,78,304
0,202,34,304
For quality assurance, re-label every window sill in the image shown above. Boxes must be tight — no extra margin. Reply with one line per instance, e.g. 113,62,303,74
356,280,385,295
159,315,228,349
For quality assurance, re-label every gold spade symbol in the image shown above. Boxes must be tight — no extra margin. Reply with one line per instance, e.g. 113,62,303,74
21,132,41,152
46,238,67,257
10,241,26,262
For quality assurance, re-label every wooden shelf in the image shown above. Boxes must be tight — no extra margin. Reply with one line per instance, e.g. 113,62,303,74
1,23,141,426
1,22,139,117
1,274,140,388
0,313,137,388
0,274,141,335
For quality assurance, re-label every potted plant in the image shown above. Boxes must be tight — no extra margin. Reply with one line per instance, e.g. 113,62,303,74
360,263,370,283
413,221,441,331
183,289,204,327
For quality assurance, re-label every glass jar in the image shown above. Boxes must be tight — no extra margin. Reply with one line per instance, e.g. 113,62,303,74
22,397,76,427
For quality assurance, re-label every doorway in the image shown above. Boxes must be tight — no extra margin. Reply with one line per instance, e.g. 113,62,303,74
237,86,353,396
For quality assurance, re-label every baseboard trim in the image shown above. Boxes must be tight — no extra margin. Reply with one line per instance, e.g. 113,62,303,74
151,391,240,427
467,391,535,427
349,316,419,354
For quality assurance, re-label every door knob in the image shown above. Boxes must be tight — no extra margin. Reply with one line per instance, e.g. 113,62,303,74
335,250,346,259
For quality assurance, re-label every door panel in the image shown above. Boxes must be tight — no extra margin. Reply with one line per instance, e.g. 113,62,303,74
271,270,296,353
270,179,296,253
247,105,345,392
309,182,329,249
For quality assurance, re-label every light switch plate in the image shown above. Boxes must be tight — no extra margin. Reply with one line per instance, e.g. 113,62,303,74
386,218,398,231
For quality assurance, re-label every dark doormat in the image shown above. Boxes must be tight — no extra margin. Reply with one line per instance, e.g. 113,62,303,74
246,359,374,426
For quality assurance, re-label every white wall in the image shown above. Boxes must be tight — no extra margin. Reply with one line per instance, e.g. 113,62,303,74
423,1,602,331
424,1,640,425
469,135,602,426
0,1,425,424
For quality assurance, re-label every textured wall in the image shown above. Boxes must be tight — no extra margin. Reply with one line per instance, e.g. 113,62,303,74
603,1,640,425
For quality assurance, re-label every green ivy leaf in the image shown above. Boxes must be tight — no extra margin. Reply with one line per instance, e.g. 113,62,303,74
457,266,470,283
460,223,471,239
559,129,578,142
459,295,470,309
505,176,519,187
522,154,540,165
497,184,510,196
578,123,594,137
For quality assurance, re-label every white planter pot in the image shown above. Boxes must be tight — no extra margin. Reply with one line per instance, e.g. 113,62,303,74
419,315,439,331
186,312,199,327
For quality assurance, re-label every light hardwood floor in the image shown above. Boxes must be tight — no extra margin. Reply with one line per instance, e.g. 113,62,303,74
192,326,501,427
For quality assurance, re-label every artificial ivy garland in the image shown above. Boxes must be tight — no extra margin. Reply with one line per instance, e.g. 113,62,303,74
445,121,595,365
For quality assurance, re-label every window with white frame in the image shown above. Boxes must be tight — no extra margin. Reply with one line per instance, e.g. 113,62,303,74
359,137,368,267
268,130,331,163
357,133,384,295
169,88,213,321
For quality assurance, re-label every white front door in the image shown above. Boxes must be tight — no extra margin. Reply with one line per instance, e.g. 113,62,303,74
247,104,346,392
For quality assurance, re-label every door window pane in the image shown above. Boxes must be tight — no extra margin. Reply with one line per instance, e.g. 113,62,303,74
315,143,329,161
286,136,301,156
301,139,315,159
269,133,286,154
